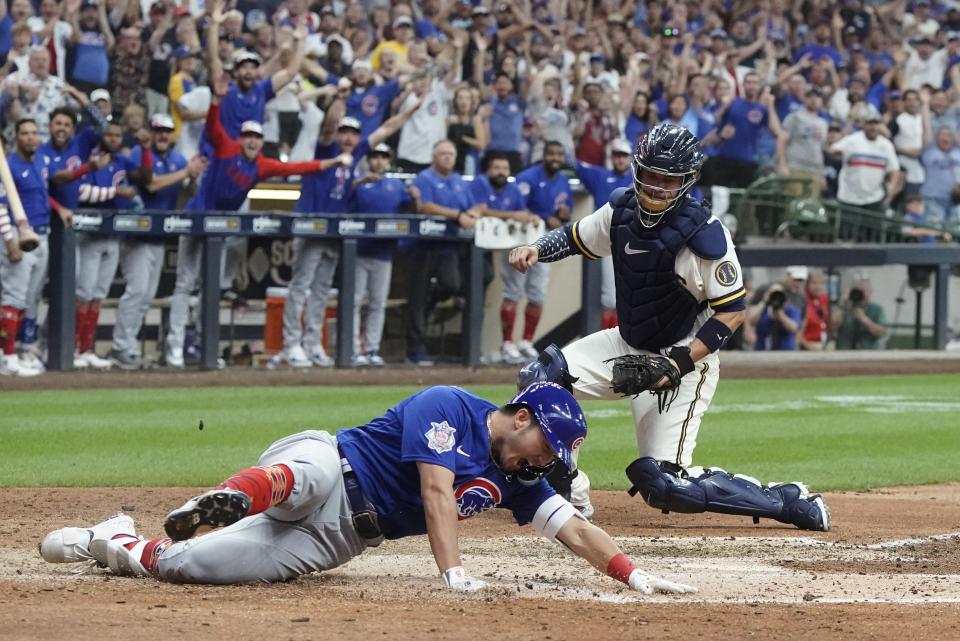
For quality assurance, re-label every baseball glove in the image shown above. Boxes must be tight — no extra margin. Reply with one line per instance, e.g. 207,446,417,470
606,347,695,413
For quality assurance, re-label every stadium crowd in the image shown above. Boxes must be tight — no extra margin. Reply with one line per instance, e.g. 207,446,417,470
1,0,957,375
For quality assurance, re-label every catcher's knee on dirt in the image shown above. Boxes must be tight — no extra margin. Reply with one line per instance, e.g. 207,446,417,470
625,457,829,529
517,343,579,392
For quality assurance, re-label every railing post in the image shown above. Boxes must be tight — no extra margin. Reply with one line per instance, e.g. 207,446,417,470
47,216,76,370
934,263,950,350
200,236,223,370
580,256,602,336
462,243,483,367
335,238,357,368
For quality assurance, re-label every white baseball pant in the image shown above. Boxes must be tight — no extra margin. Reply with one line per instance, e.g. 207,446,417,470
75,233,119,301
0,233,48,310
284,238,339,354
112,240,165,356
353,256,392,355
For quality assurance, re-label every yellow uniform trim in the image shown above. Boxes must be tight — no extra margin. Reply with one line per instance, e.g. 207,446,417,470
571,221,600,260
709,288,746,308
675,362,709,465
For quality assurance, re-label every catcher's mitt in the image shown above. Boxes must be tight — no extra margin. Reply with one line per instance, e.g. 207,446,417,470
606,347,695,413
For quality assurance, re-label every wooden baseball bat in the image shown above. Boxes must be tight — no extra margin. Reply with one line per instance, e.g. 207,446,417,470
0,140,40,252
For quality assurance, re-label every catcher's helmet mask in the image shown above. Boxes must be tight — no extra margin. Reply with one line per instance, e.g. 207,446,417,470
633,123,705,228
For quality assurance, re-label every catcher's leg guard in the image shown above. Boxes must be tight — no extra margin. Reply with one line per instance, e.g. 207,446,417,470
625,457,831,531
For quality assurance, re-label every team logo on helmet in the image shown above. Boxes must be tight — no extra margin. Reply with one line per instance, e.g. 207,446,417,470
454,478,503,520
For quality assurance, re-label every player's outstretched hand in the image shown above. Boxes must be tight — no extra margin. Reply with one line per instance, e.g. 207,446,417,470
509,245,539,273
628,569,697,595
442,566,488,592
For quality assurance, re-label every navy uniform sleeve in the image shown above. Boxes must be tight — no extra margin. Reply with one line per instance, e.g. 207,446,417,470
399,387,468,473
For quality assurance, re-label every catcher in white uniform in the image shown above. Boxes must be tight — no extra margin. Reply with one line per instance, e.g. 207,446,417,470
509,123,830,531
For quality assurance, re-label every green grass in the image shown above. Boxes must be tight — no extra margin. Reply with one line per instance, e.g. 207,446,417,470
2,375,959,490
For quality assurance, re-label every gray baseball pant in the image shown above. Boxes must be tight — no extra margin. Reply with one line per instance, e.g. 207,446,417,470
499,253,549,305
156,430,368,584
166,235,203,357
75,233,119,301
353,257,392,355
112,240,165,356
284,238,338,353
0,233,48,310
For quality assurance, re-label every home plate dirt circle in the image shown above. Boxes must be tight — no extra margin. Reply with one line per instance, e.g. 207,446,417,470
3,486,960,641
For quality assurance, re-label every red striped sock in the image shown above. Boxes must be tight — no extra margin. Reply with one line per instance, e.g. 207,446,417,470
130,536,173,577
84,301,101,353
75,302,90,352
500,300,517,342
522,303,543,342
0,306,19,355
217,464,294,514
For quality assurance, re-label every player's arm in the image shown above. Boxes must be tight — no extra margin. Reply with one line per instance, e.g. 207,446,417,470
270,19,307,94
368,91,428,147
509,203,613,273
256,153,352,180
416,461,484,591
539,498,696,595
206,0,226,85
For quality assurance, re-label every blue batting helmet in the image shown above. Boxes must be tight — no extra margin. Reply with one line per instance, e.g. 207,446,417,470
511,382,587,472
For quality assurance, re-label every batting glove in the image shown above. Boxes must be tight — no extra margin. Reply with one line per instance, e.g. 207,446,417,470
628,569,697,595
442,566,488,592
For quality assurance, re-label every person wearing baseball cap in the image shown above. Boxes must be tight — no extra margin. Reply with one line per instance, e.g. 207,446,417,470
344,142,420,367
573,139,634,331
281,88,428,369
108,112,204,370
777,85,828,195
89,89,112,120
369,14,415,70
71,0,111,92
163,77,354,369
829,102,901,212
39,383,697,597
168,46,202,141
202,0,306,141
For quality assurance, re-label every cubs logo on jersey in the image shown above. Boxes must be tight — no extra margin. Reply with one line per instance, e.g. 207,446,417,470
454,478,502,520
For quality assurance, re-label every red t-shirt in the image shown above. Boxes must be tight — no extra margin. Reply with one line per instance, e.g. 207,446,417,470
802,293,830,344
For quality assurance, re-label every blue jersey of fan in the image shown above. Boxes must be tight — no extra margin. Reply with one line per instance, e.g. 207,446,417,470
336,386,556,540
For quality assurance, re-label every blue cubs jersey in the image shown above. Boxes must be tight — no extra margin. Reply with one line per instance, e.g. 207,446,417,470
346,81,401,137
349,175,411,260
413,167,475,211
81,154,139,210
515,164,572,221
4,152,51,228
40,127,101,209
469,175,525,212
336,386,556,540
716,98,769,164
220,78,275,139
575,161,631,208
296,139,369,215
129,145,188,211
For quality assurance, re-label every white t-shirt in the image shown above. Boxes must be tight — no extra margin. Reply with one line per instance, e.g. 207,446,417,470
26,18,72,82
176,86,211,161
570,203,746,347
894,112,925,184
903,49,948,90
397,78,452,165
830,131,900,205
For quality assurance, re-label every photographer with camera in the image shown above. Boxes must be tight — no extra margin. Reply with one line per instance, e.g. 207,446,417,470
747,283,803,351
832,280,887,350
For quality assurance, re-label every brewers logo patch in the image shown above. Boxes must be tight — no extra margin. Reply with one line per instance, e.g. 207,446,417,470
715,261,738,287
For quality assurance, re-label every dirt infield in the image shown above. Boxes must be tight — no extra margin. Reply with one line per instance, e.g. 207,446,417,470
2,486,959,641
6,351,960,390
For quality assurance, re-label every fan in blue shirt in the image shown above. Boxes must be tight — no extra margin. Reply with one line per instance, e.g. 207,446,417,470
515,141,573,228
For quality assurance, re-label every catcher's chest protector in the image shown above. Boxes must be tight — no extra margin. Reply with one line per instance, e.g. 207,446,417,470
608,188,710,351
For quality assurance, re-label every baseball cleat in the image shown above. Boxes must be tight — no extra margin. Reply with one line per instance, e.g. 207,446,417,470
515,340,539,360
500,341,524,365
77,351,113,370
0,354,42,377
38,512,136,563
366,351,385,367
163,488,252,541
286,345,313,368
770,482,831,531
89,533,150,577
308,348,334,368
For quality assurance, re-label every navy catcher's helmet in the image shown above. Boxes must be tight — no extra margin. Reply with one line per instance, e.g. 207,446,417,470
510,382,587,473
633,123,704,227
